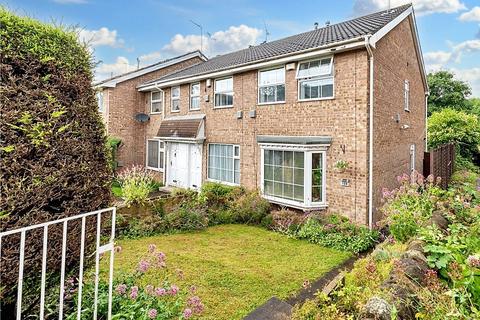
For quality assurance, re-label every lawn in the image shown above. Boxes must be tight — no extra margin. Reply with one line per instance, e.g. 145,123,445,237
110,224,350,319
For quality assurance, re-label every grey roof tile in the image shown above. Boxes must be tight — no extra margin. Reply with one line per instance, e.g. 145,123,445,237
141,4,411,86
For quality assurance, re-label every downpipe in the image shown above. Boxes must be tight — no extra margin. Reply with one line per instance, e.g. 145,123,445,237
365,36,374,230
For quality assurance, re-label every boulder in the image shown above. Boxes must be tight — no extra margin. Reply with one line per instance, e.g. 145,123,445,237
427,211,449,231
363,297,392,320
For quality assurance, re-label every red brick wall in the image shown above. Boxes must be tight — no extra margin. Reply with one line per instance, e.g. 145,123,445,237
372,17,427,222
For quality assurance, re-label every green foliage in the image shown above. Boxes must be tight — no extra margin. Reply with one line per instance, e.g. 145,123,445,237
117,166,161,206
296,214,379,254
427,71,472,116
380,173,441,242
106,136,121,170
428,108,480,160
226,191,271,224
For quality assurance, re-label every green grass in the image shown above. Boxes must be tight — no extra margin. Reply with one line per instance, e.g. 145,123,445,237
111,180,122,197
111,225,350,319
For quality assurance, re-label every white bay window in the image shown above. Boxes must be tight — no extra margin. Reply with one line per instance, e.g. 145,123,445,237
258,67,285,104
208,143,240,185
297,57,334,100
261,145,327,208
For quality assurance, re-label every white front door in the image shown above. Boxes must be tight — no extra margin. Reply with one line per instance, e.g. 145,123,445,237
167,142,202,189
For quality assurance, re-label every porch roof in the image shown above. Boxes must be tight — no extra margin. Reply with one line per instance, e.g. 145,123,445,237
156,115,205,141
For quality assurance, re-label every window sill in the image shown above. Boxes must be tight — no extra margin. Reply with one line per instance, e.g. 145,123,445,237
263,195,328,211
206,178,239,186
298,97,334,102
150,112,162,115
146,166,164,173
171,110,180,113
213,105,234,109
257,101,286,106
189,108,201,111
404,109,411,112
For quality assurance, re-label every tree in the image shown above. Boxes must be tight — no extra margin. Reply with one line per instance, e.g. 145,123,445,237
427,71,472,116
428,108,480,161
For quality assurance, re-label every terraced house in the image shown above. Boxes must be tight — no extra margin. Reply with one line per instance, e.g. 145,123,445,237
96,4,428,227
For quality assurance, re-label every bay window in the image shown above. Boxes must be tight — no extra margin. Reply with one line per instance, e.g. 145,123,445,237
171,86,180,112
151,91,163,114
261,146,327,208
190,83,200,110
214,77,233,108
146,140,165,171
208,143,240,185
297,57,334,100
258,67,285,104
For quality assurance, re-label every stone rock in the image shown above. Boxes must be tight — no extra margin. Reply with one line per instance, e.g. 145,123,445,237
363,297,392,320
407,240,425,253
397,256,429,283
402,249,428,265
427,211,449,230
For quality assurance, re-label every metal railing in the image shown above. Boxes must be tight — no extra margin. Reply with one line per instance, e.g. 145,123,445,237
0,207,116,320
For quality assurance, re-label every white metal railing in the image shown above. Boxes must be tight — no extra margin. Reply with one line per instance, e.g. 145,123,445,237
0,207,116,320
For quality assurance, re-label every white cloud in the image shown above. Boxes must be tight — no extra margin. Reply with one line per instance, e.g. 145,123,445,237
52,0,87,4
162,24,262,57
139,51,163,64
451,67,480,96
451,39,480,62
353,0,466,16
77,27,124,48
459,6,480,21
424,50,452,65
95,56,136,81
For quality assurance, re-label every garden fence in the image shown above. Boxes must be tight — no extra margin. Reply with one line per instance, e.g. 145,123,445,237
0,207,116,320
424,143,455,189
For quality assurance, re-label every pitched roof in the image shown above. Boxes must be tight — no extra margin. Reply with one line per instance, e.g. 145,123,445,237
94,50,207,88
140,4,411,87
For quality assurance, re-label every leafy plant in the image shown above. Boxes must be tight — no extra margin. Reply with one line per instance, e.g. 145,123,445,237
334,160,349,171
117,165,160,206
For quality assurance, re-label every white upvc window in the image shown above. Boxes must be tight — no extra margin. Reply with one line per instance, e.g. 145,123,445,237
297,56,334,101
261,146,327,208
146,139,165,171
171,86,180,112
190,83,200,110
404,80,410,111
151,91,163,114
207,143,240,185
258,66,286,104
96,91,104,112
214,77,233,108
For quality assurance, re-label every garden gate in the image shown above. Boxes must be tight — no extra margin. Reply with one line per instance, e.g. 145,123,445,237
0,207,116,320
424,143,455,189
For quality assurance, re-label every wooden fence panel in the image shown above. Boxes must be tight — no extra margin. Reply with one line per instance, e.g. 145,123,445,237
423,143,455,189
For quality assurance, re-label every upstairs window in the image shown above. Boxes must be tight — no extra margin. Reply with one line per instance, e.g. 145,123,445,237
190,83,200,110
96,92,104,112
258,67,285,104
171,86,180,112
151,91,163,114
214,77,233,108
297,57,334,100
404,80,410,111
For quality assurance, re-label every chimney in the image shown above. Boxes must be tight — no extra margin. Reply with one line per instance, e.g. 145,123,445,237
325,21,330,27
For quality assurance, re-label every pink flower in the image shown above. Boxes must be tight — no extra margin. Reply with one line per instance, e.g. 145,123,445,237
116,284,127,295
183,308,193,319
169,285,179,295
130,286,138,299
145,284,154,295
148,244,157,253
187,296,204,314
189,285,197,294
157,251,166,261
155,287,167,296
147,308,157,319
467,255,480,268
138,259,150,273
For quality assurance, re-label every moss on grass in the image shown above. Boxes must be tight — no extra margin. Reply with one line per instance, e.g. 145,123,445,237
108,224,350,319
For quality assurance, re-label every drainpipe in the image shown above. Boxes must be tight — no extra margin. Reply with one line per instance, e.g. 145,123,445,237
153,84,167,186
365,36,374,230
425,92,429,151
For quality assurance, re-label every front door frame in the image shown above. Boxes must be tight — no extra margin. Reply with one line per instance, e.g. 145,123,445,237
164,140,203,189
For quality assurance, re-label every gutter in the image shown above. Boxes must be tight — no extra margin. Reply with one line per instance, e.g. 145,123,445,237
364,35,374,230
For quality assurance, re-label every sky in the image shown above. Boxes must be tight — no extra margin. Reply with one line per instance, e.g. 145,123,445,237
2,0,480,96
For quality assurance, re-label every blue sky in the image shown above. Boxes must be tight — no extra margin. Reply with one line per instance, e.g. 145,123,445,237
2,0,480,96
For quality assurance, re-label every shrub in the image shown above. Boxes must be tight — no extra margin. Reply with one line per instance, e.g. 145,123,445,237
380,172,441,242
296,214,379,254
268,208,309,235
0,8,111,308
164,206,208,231
106,136,121,170
198,182,243,207
64,245,204,319
117,165,159,206
226,191,270,224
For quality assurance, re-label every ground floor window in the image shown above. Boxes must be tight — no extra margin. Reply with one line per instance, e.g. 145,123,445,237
261,147,326,207
208,143,240,185
146,139,165,171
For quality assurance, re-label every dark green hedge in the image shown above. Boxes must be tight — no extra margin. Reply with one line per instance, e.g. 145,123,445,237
0,8,111,311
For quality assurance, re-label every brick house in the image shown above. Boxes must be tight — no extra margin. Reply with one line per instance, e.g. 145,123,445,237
100,4,428,227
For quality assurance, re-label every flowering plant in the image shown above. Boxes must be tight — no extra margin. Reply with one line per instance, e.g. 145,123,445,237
117,165,159,206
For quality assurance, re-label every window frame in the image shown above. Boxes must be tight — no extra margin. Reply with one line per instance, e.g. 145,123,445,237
150,91,163,114
214,77,234,109
96,91,104,112
146,139,165,172
404,80,410,112
257,66,286,105
190,82,201,111
171,86,180,113
207,143,240,186
260,145,327,209
296,56,335,102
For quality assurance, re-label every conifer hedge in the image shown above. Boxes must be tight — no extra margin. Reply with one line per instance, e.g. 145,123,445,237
0,8,111,312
